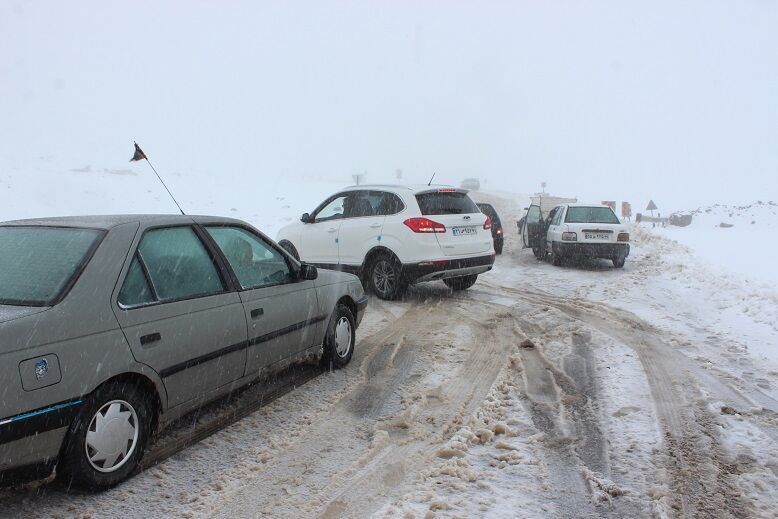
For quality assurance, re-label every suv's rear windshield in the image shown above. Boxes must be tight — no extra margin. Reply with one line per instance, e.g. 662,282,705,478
0,226,103,306
416,191,479,215
564,206,620,224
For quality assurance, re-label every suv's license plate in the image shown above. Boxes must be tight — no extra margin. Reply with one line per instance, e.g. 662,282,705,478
452,226,477,236
585,233,610,240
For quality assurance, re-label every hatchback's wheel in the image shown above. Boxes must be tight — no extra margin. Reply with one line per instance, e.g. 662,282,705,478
551,251,563,266
369,253,406,300
443,274,478,291
321,303,355,368
532,246,545,260
59,382,152,490
612,255,626,268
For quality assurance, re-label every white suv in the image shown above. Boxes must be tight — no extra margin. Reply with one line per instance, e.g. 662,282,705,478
277,185,495,299
544,203,630,267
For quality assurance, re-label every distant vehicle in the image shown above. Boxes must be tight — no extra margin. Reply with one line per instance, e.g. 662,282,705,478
277,185,495,300
0,215,367,489
460,178,480,191
530,204,630,267
476,202,504,254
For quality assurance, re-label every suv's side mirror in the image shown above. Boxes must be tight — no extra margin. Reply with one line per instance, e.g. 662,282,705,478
299,263,318,280
301,212,313,223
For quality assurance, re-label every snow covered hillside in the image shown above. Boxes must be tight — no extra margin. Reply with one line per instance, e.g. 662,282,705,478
656,202,778,288
0,156,350,238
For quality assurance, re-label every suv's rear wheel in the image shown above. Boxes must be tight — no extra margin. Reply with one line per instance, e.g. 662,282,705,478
58,382,153,490
443,274,478,291
612,254,626,268
368,253,406,300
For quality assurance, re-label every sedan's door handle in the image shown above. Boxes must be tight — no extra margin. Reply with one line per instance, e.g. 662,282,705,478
250,307,264,319
327,228,338,233
369,223,382,228
140,332,161,346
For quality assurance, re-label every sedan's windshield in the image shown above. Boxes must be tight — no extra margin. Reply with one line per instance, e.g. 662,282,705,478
0,226,103,306
564,206,620,224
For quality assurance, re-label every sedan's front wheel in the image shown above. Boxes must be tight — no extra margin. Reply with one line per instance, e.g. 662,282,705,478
59,382,152,490
321,303,355,369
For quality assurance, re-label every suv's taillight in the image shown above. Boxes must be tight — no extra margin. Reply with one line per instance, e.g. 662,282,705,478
483,216,492,230
403,217,447,233
617,232,630,242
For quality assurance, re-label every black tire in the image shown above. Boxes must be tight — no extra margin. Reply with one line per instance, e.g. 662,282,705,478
551,250,563,266
321,303,355,369
443,274,478,291
494,241,503,255
368,253,406,300
58,382,153,491
612,255,626,268
532,246,545,260
278,240,300,261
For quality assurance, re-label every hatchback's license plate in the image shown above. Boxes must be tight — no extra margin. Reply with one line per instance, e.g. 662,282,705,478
452,226,477,236
585,233,610,240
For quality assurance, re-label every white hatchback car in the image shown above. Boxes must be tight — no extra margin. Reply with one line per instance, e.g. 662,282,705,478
545,203,630,267
277,185,495,299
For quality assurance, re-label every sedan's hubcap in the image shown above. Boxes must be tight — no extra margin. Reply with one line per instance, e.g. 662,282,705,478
335,316,352,358
373,260,396,296
85,400,139,473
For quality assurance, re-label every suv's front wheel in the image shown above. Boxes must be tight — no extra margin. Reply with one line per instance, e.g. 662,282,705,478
368,253,406,300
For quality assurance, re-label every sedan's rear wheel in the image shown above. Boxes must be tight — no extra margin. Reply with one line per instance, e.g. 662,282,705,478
321,303,355,369
59,382,152,490
612,255,626,268
443,274,478,291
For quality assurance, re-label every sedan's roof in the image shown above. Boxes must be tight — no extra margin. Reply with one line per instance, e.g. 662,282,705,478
0,214,246,230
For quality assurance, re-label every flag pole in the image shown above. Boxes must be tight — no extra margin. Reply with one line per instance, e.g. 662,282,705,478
145,157,185,216
131,141,185,215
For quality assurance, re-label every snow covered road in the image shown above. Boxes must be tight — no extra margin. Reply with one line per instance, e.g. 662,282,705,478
1,193,777,518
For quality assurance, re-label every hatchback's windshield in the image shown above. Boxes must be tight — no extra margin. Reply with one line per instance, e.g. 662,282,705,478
416,192,479,215
564,206,620,224
0,226,103,306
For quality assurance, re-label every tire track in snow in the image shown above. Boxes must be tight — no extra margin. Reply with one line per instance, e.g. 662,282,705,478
479,281,756,517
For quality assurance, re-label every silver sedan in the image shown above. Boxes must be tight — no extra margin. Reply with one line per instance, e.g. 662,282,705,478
0,215,367,490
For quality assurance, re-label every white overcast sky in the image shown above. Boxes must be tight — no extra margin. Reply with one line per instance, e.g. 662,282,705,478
1,1,776,211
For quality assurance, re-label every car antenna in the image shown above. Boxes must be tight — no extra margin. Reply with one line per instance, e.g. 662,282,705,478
427,172,436,186
129,141,186,215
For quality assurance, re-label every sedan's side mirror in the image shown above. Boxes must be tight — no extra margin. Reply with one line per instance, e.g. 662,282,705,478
301,212,313,223
300,263,318,280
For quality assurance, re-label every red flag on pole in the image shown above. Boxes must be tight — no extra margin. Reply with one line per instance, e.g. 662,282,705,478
130,142,147,162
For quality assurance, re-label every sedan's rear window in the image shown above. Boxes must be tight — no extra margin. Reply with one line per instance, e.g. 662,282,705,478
564,207,620,224
0,226,103,306
416,192,479,215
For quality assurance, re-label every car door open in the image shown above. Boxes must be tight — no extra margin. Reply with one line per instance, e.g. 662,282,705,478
204,225,321,378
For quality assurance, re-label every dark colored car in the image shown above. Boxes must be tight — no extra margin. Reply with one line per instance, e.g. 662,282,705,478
476,203,503,254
